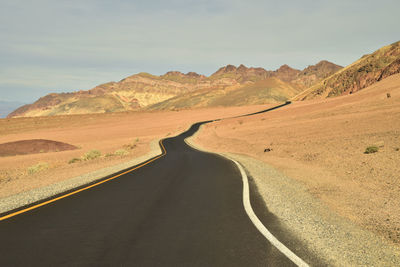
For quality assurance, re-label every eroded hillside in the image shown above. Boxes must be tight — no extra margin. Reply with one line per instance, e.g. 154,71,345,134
295,41,400,100
8,61,341,117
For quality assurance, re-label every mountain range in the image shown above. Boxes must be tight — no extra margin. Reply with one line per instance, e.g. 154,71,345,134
7,61,341,117
7,40,400,118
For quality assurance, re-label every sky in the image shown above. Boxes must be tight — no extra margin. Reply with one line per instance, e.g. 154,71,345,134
0,0,399,103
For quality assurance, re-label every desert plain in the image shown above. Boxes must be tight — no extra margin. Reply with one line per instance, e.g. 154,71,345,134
0,105,265,199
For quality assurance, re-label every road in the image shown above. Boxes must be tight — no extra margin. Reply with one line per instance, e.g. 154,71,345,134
0,103,317,266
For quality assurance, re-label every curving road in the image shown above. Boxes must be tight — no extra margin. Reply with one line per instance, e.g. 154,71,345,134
0,102,319,266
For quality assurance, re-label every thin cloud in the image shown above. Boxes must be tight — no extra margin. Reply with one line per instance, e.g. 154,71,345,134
0,0,399,102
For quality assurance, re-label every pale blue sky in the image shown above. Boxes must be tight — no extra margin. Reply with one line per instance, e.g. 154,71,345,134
0,0,399,103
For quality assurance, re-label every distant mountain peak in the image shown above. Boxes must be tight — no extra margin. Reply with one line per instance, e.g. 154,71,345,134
271,64,300,82
185,72,204,78
276,64,298,72
237,64,248,72
163,71,185,76
212,64,268,77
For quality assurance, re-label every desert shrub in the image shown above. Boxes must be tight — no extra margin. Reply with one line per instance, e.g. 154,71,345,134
105,153,114,158
123,143,136,150
115,149,129,156
28,162,49,174
238,120,243,125
82,150,101,160
364,146,379,154
68,158,81,164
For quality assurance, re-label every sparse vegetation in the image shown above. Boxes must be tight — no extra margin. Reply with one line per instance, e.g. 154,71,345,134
123,143,136,150
82,150,101,160
68,158,81,164
114,149,129,156
27,162,49,174
365,146,379,154
105,153,114,157
122,138,139,150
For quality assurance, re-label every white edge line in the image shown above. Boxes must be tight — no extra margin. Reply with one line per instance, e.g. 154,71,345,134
184,137,309,267
231,158,309,267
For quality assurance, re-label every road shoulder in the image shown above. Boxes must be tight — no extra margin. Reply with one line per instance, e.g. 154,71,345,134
0,139,162,214
186,126,400,266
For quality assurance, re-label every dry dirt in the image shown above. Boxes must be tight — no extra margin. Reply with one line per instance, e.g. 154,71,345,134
193,74,400,245
0,105,266,199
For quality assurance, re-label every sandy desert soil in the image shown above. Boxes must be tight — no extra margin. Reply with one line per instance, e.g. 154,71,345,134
0,105,266,199
193,74,400,245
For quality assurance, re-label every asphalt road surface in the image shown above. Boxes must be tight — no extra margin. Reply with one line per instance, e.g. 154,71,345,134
0,102,319,266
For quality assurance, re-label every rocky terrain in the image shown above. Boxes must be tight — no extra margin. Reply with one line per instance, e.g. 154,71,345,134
295,41,400,100
8,61,341,118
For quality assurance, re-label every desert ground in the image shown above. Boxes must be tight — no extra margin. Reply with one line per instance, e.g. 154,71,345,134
193,73,400,245
0,105,266,199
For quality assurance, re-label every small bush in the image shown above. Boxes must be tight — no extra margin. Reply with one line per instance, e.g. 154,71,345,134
82,150,101,160
28,162,49,175
68,158,81,164
105,153,114,158
123,143,136,150
364,146,379,154
114,149,129,156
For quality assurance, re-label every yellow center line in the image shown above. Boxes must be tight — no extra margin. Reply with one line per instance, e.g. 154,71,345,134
0,140,167,222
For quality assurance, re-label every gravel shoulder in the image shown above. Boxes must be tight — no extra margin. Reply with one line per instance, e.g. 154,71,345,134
0,139,161,214
187,126,400,266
